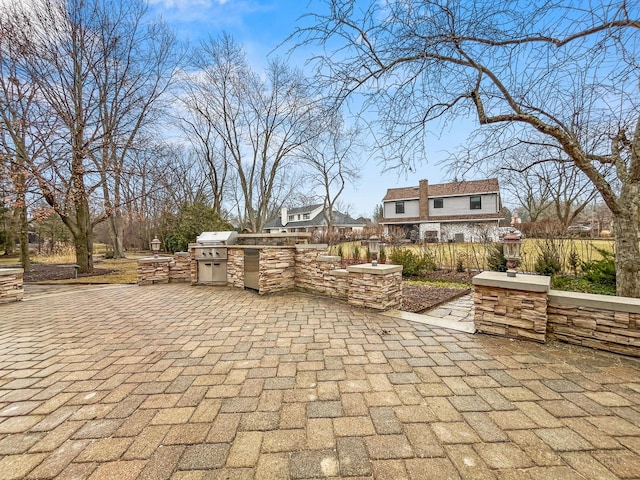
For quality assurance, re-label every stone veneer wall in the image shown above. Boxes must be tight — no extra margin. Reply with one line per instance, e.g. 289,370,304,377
294,245,349,301
172,244,402,311
227,248,245,289
0,268,24,304
473,272,640,358
169,253,191,283
137,258,171,285
472,272,550,343
259,248,296,294
347,264,403,311
474,286,548,342
547,290,640,357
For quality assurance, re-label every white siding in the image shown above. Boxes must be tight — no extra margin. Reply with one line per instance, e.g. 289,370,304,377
429,193,498,217
384,199,420,219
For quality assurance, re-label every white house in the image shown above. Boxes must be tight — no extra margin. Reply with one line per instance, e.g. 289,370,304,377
380,178,504,242
263,204,365,237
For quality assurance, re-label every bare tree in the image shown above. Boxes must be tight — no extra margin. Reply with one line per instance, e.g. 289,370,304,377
91,1,180,258
0,28,44,269
495,143,601,230
3,0,178,271
296,0,640,297
299,114,360,235
179,34,321,232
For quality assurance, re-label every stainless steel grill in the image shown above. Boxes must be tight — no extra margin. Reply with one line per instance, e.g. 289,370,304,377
194,231,237,285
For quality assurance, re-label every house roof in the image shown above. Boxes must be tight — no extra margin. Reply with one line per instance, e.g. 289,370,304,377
264,206,365,229
286,204,323,215
383,178,500,201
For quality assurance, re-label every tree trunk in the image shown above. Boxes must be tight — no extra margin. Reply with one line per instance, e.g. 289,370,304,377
73,197,94,273
613,210,640,298
18,201,30,271
2,211,15,256
107,211,126,259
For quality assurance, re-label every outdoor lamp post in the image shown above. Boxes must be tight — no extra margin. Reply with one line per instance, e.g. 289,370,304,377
151,237,161,259
502,232,522,278
369,235,380,266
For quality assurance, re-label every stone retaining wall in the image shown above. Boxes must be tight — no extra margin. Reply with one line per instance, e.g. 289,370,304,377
547,290,640,357
0,268,24,304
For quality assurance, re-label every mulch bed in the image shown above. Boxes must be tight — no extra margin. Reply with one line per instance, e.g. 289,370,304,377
21,263,114,283
401,284,471,313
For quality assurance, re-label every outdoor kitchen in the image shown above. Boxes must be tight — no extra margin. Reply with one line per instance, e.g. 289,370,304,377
137,231,404,311
193,231,304,294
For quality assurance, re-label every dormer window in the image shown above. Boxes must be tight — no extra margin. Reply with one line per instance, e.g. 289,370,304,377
395,201,405,214
470,196,482,210
433,198,443,209
288,215,294,221
303,213,310,220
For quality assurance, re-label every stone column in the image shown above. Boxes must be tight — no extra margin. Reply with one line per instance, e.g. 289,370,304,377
137,257,171,285
0,268,24,303
347,263,403,311
472,271,550,343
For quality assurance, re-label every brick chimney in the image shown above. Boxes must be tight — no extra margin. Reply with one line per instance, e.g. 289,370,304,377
419,179,429,220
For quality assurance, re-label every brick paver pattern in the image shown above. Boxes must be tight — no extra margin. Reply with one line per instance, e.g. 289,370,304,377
1,284,640,479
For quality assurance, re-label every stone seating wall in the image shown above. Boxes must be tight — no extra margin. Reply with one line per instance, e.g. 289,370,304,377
473,271,640,357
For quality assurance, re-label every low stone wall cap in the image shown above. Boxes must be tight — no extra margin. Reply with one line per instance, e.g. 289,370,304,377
138,256,172,263
472,271,550,292
0,268,24,275
549,289,640,313
346,263,403,275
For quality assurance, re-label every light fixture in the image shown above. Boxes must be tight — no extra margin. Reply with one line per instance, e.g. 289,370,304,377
151,237,161,259
368,235,381,266
502,232,522,277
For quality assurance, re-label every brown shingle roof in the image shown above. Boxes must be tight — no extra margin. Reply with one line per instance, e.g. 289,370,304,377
382,186,420,201
383,178,499,201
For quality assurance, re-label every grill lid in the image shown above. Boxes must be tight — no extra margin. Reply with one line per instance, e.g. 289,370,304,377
196,231,238,245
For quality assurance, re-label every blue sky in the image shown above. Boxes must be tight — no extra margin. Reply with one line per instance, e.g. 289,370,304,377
148,0,473,218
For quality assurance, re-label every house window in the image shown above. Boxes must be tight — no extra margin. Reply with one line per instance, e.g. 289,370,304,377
303,213,310,220
288,215,294,221
298,215,301,220
395,201,405,214
433,198,443,209
470,196,482,210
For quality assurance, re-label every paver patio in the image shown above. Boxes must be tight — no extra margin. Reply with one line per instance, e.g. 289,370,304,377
1,283,640,479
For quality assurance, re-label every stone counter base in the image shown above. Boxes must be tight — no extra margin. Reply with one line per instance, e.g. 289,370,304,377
0,269,24,304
